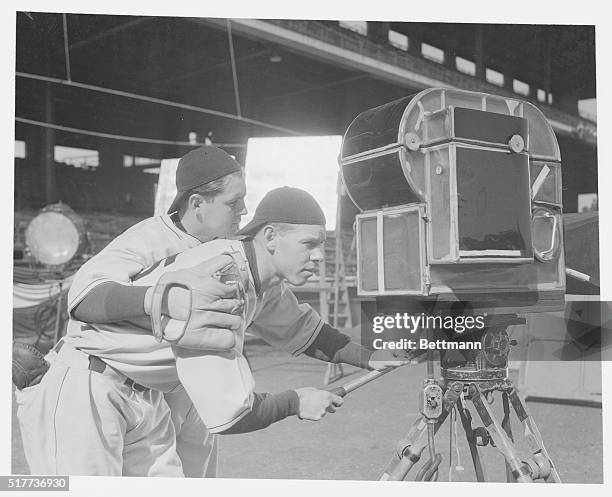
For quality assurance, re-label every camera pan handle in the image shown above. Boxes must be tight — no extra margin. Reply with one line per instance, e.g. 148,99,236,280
328,366,397,397
536,211,558,260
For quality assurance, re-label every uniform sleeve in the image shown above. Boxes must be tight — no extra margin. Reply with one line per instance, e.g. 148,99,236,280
67,226,157,316
218,390,300,434
248,283,324,355
304,323,373,369
71,282,150,322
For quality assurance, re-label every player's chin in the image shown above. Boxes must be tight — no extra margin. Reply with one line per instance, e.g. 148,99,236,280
288,271,312,286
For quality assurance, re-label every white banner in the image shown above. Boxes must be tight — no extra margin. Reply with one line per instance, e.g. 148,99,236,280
13,277,73,309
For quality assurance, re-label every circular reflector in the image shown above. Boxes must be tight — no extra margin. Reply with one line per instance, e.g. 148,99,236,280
25,204,85,266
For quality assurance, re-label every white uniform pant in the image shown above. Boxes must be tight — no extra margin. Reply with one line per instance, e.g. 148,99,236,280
165,389,218,477
15,344,217,477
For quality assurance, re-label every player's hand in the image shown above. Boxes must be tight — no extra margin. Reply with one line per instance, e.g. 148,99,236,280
163,254,245,321
367,348,417,371
294,387,344,421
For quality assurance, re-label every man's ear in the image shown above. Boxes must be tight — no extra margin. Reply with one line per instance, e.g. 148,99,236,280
187,193,203,211
262,225,278,251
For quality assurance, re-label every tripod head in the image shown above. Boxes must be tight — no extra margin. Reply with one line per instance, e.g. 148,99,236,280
439,314,524,387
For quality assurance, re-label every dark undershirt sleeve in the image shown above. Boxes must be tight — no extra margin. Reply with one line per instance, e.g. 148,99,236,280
303,323,373,370
219,390,300,434
71,281,150,323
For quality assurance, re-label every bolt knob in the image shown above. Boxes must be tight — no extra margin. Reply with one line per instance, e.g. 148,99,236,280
509,134,525,153
405,132,421,151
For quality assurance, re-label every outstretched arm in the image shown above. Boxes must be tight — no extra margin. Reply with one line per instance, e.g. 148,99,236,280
303,323,370,368
219,388,344,434
303,323,414,370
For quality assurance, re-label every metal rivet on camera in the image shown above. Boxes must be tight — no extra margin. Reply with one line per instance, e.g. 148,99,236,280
508,134,525,153
405,132,421,151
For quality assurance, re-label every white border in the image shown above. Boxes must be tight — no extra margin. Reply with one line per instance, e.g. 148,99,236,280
2,3,610,497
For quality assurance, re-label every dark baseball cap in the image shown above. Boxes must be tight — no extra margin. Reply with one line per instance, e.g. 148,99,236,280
236,187,326,236
167,146,242,214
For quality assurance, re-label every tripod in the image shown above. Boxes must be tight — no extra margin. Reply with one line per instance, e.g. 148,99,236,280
377,319,561,483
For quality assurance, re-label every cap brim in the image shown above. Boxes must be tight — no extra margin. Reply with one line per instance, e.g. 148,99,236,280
167,191,188,214
235,219,267,237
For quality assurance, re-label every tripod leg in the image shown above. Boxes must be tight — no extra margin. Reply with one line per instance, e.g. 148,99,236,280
419,423,442,481
507,385,562,483
380,414,430,481
457,397,486,482
502,392,515,482
380,380,463,481
380,406,453,481
469,384,533,483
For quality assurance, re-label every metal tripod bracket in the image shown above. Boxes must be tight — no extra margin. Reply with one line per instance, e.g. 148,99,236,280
380,379,561,483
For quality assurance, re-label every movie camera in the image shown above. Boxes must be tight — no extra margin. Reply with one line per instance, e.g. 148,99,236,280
340,87,564,310
335,88,563,482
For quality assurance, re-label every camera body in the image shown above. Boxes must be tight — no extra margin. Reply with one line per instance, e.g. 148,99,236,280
340,88,564,314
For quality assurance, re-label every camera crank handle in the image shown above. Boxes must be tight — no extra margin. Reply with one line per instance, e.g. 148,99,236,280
328,366,398,398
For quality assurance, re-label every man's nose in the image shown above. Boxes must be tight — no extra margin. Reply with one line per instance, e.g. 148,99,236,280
310,247,324,262
237,200,247,216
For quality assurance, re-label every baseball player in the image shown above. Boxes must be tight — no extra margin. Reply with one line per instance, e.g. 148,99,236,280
16,146,253,477
133,187,411,440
